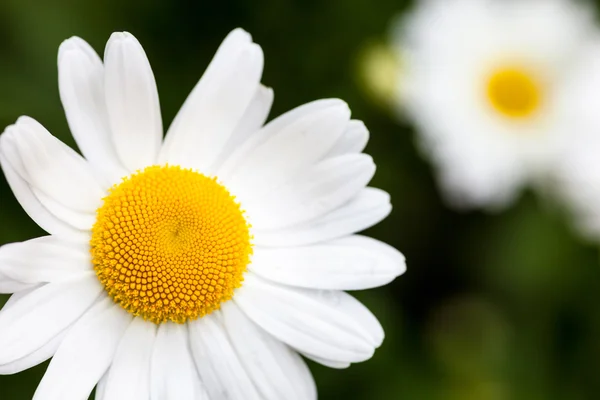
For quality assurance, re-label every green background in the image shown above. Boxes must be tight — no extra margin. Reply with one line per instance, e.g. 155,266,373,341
1,0,600,399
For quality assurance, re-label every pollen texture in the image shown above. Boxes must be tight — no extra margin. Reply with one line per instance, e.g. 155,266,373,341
91,165,252,324
486,67,542,119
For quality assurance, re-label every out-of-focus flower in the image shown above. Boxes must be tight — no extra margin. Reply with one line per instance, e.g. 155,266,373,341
552,42,600,239
393,0,598,210
0,29,406,399
357,41,402,111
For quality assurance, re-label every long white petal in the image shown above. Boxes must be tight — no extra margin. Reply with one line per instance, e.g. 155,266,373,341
253,187,391,247
0,286,60,375
188,313,260,400
150,323,207,400
299,352,350,369
325,120,369,158
0,236,90,284
33,298,131,400
1,117,104,227
244,153,375,230
224,102,350,201
104,32,162,171
0,329,67,375
103,317,156,400
0,274,102,365
95,373,108,400
234,274,380,363
250,235,405,290
208,85,273,174
58,37,126,184
0,151,81,238
218,99,346,180
0,271,38,293
1,286,40,310
221,302,317,400
159,28,263,171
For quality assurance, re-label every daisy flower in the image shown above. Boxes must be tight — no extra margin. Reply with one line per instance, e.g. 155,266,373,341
552,42,600,239
0,29,406,400
393,0,598,209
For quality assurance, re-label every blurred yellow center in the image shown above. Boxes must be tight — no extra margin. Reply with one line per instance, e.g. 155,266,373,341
486,67,541,119
90,165,252,324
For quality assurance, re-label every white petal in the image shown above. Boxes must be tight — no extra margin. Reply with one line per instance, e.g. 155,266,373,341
224,101,351,201
188,313,261,400
95,373,108,400
325,120,369,158
0,328,67,375
0,150,81,238
0,236,90,284
250,235,405,290
33,298,132,400
217,98,347,180
103,317,156,400
1,117,104,217
0,273,102,365
0,271,38,293
221,302,317,400
151,323,207,400
244,153,375,230
104,32,162,171
234,274,378,363
209,85,274,173
58,37,127,184
254,187,391,247
1,285,40,310
299,352,350,369
29,189,96,230
159,28,263,171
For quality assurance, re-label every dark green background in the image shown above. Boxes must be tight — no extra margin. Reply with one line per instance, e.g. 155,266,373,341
1,0,600,399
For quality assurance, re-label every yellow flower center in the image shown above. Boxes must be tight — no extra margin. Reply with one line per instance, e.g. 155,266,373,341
90,165,252,324
486,67,542,119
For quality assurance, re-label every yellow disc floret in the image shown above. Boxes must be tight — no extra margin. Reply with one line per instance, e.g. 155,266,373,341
91,165,252,324
486,66,542,119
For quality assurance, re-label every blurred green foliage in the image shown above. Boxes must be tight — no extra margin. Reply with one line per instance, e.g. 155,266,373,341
1,0,600,399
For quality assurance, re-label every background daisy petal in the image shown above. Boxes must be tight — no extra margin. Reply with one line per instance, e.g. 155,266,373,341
104,32,163,172
33,298,131,400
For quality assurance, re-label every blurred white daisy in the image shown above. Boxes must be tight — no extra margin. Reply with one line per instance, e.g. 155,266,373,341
552,42,600,239
0,29,406,400
394,0,597,209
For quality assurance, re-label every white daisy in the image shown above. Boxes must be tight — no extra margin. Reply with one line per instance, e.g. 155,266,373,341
0,29,406,400
393,0,598,209
551,41,600,239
